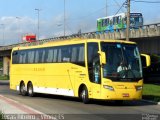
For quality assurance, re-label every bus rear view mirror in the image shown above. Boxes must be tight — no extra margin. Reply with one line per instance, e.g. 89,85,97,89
140,54,151,68
98,51,106,65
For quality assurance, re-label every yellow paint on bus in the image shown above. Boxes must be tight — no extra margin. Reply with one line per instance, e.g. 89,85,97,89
10,39,143,103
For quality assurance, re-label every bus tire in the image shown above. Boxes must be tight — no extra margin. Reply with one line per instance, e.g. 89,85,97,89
20,82,27,96
81,86,90,104
27,82,34,97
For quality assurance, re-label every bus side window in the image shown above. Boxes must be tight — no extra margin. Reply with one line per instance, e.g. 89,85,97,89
87,43,101,84
104,19,107,26
71,44,85,66
53,48,58,62
39,49,46,63
122,18,125,24
58,48,62,62
97,21,98,28
110,19,113,26
35,50,39,63
61,46,71,62
19,51,27,64
102,19,105,27
113,17,115,25
28,50,35,63
113,17,118,25
12,51,19,64
22,51,27,63
118,16,121,24
46,48,54,63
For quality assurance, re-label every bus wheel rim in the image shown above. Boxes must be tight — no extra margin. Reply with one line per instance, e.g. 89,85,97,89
82,90,86,100
28,86,32,95
21,84,25,93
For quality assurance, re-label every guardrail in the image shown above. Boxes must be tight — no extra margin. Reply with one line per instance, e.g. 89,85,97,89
0,22,160,51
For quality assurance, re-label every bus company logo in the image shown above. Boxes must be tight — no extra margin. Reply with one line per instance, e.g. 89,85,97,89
142,114,159,120
34,67,45,71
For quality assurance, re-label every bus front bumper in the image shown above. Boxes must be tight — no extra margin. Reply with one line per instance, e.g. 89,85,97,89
101,86,142,100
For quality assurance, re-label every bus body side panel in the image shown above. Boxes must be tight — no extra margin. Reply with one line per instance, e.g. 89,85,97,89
10,62,88,97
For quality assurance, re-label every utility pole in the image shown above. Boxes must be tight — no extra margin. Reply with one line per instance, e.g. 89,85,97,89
126,0,130,41
106,0,108,16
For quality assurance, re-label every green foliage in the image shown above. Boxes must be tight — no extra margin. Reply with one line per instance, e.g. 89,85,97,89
0,111,6,120
0,75,9,80
143,84,160,102
0,62,3,68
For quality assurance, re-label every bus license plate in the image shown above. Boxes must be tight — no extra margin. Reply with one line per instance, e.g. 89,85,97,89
123,93,129,97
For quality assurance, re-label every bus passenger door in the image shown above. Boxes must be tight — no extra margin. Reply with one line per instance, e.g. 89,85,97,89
87,43,101,99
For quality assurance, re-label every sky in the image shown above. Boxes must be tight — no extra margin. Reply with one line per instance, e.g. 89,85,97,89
0,0,160,45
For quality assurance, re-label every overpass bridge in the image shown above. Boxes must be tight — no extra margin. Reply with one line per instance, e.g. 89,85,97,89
0,22,160,75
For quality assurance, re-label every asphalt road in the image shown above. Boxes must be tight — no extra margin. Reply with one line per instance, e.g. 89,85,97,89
0,81,160,120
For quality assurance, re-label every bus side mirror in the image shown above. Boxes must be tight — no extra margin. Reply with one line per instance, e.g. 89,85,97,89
140,54,151,68
98,51,106,65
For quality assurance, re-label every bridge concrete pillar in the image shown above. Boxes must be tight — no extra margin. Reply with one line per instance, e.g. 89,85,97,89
100,33,105,39
3,56,10,76
130,29,135,38
88,33,95,39
158,26,160,36
110,33,115,39
155,25,160,36
120,30,125,39
139,28,143,38
95,34,100,39
91,33,96,39
135,29,140,38
107,33,110,39
114,31,121,39
85,34,89,39
142,27,148,37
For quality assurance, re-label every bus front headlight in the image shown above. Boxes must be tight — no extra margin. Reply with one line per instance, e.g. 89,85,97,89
135,86,143,91
103,85,114,91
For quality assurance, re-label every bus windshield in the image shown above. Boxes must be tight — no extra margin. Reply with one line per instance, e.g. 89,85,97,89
130,16,143,28
101,42,143,82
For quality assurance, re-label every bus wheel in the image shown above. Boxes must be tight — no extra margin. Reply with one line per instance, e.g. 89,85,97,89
27,82,34,97
20,82,27,96
81,86,89,104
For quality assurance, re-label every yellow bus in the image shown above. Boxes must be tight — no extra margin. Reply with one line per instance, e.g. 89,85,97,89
10,39,143,104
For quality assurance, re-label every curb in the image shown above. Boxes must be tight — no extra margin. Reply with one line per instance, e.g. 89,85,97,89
0,80,9,86
0,80,9,82
0,95,58,120
0,95,44,114
142,99,160,105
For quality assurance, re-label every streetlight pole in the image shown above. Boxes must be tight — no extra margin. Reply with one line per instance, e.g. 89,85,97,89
35,8,41,40
16,17,21,43
126,0,130,41
64,0,66,37
0,24,4,45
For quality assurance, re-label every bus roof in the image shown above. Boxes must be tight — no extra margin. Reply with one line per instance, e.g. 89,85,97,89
97,12,142,21
12,39,136,51
97,13,126,21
